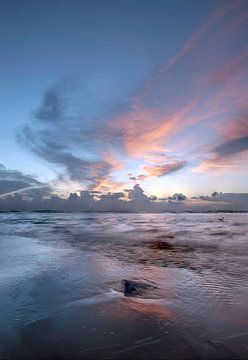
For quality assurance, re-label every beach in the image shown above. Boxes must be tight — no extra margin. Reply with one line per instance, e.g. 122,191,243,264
0,212,247,359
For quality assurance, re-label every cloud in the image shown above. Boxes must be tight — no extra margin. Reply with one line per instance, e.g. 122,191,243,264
0,182,247,212
195,135,248,172
214,136,248,157
107,1,248,176
19,126,108,182
142,160,187,178
126,184,149,203
99,192,125,200
215,116,248,141
133,0,241,104
18,85,123,191
170,193,187,201
105,101,196,158
34,89,63,123
128,160,187,181
0,163,50,197
205,51,248,86
129,174,146,181
17,1,248,193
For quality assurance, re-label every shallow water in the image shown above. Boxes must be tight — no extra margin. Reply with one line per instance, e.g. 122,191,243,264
0,212,247,359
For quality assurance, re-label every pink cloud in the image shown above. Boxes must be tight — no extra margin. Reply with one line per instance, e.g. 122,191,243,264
142,161,187,178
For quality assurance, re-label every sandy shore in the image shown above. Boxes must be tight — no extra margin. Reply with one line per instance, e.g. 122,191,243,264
1,213,248,359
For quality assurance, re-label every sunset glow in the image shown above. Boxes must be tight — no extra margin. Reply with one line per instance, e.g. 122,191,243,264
0,0,247,201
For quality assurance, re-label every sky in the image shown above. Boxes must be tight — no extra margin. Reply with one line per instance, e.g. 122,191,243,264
0,0,248,199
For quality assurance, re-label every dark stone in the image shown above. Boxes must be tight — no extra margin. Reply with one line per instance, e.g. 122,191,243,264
121,279,157,297
156,234,174,239
148,240,174,250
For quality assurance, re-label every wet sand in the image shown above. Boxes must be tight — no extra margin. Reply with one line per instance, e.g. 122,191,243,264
0,213,248,359
2,295,241,360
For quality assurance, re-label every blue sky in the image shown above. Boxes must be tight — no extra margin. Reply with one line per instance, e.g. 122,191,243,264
0,0,247,198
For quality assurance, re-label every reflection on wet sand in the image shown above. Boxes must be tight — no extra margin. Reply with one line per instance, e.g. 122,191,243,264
123,297,173,319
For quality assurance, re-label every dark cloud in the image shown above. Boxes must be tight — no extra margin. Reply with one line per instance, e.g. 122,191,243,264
126,184,149,202
34,90,63,123
18,84,119,189
171,193,187,201
99,192,125,200
129,174,147,181
214,136,248,157
0,183,247,212
0,163,50,197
